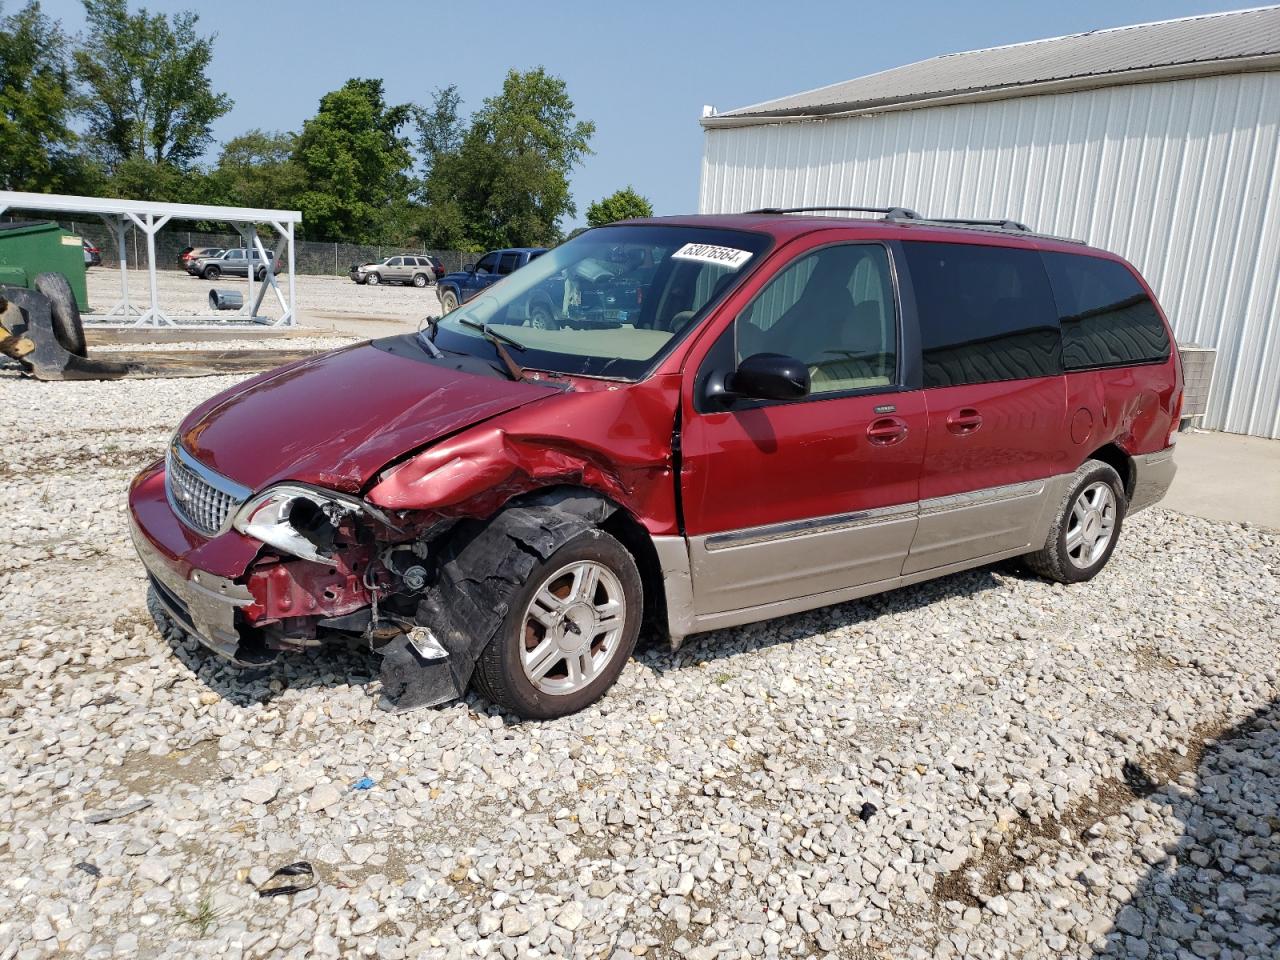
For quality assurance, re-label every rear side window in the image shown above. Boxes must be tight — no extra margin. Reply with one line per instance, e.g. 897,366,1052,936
902,241,1061,388
498,252,521,275
1042,253,1170,369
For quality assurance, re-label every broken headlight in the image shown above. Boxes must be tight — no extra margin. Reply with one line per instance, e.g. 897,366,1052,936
232,484,369,564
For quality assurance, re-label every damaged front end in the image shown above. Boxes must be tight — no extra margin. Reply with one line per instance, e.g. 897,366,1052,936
135,450,623,714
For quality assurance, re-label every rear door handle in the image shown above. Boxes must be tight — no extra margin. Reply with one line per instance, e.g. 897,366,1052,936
867,416,908,445
946,408,983,435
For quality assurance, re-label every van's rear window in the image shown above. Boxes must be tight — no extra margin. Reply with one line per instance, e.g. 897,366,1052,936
1042,253,1171,370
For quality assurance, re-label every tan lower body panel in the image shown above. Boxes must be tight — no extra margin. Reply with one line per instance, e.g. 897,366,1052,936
659,472,1076,645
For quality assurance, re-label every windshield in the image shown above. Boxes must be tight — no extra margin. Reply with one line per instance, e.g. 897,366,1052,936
432,225,772,379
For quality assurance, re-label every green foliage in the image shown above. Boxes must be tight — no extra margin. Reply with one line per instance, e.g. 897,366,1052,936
586,186,653,227
74,0,231,169
0,1,84,191
292,78,415,242
208,129,303,210
415,84,463,184
420,67,595,250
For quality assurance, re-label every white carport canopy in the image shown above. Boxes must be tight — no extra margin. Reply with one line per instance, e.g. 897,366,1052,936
0,191,302,327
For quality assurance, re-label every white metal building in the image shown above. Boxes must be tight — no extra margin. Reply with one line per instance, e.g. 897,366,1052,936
699,7,1280,438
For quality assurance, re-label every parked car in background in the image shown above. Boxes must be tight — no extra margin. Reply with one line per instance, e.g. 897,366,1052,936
180,246,224,270
350,255,442,287
82,239,101,267
187,247,279,281
129,211,1182,720
436,247,547,312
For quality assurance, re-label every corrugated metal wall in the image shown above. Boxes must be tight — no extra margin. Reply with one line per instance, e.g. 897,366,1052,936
700,72,1280,438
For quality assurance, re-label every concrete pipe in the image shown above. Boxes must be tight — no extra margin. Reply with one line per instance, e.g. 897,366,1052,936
209,289,244,311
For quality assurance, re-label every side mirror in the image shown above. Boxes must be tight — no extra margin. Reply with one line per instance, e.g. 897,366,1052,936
729,353,810,401
462,263,476,273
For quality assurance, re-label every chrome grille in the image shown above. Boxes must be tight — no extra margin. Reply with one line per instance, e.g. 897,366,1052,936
165,445,249,537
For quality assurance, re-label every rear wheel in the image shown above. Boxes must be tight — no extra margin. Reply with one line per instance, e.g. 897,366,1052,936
412,273,428,288
203,265,221,280
1025,459,1126,583
255,267,267,281
472,530,642,719
439,289,458,313
33,272,87,357
364,272,380,286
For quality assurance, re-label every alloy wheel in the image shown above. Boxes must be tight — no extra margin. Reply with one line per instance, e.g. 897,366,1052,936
520,561,627,696
1065,481,1116,569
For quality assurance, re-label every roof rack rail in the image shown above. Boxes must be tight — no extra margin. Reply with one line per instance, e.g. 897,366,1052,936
746,205,922,220
920,216,1031,232
743,206,1083,243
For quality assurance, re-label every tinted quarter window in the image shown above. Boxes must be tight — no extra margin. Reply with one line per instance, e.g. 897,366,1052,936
903,241,1061,388
737,244,897,395
1042,252,1171,369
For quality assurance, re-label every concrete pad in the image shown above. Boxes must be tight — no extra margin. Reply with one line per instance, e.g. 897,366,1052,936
1163,430,1280,530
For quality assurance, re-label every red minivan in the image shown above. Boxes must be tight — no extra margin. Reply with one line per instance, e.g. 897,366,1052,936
129,209,1182,718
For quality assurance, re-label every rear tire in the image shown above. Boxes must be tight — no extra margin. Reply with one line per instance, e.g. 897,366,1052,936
255,267,267,281
1024,459,1126,584
33,272,87,357
412,273,428,288
472,530,642,719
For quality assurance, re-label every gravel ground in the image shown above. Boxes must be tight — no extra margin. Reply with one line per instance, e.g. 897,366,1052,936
90,337,360,354
84,267,440,323
1,366,1277,960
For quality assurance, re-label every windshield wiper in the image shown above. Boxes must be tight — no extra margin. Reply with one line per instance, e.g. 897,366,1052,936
457,318,528,381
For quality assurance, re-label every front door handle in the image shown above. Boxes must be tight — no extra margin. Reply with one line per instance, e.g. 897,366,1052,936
946,408,983,435
867,416,908,446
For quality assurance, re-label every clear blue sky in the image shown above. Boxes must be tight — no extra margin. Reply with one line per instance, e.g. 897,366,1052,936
38,0,1261,226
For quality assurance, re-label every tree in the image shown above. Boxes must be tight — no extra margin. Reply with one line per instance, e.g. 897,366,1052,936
73,0,231,169
0,1,84,191
292,78,415,242
209,129,303,210
586,187,653,227
420,67,594,250
414,84,462,183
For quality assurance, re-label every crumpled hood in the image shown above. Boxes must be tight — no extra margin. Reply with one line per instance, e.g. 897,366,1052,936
178,341,550,493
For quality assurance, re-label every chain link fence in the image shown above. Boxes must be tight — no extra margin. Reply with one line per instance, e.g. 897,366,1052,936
62,220,469,277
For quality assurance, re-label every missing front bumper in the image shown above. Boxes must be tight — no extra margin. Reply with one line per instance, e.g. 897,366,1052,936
130,516,256,661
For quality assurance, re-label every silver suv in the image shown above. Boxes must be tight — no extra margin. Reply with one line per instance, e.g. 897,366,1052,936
188,248,279,281
349,255,440,287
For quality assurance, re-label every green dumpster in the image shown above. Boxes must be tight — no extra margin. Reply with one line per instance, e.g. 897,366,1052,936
0,220,90,311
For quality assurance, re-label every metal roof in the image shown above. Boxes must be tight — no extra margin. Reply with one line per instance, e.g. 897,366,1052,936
0,190,301,224
704,6,1280,128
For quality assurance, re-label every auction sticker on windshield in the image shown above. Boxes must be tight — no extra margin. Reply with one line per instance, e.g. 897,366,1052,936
671,243,752,270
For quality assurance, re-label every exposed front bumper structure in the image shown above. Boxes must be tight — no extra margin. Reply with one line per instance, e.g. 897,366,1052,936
130,513,254,659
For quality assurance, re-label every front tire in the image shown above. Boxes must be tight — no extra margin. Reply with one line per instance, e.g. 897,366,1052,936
528,301,559,330
439,289,459,313
471,530,642,719
364,272,381,286
203,265,220,280
1025,459,1126,583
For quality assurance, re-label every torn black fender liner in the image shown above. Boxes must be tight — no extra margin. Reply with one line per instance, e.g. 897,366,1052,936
377,490,618,712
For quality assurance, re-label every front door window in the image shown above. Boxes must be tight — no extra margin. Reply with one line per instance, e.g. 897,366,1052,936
736,243,897,395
